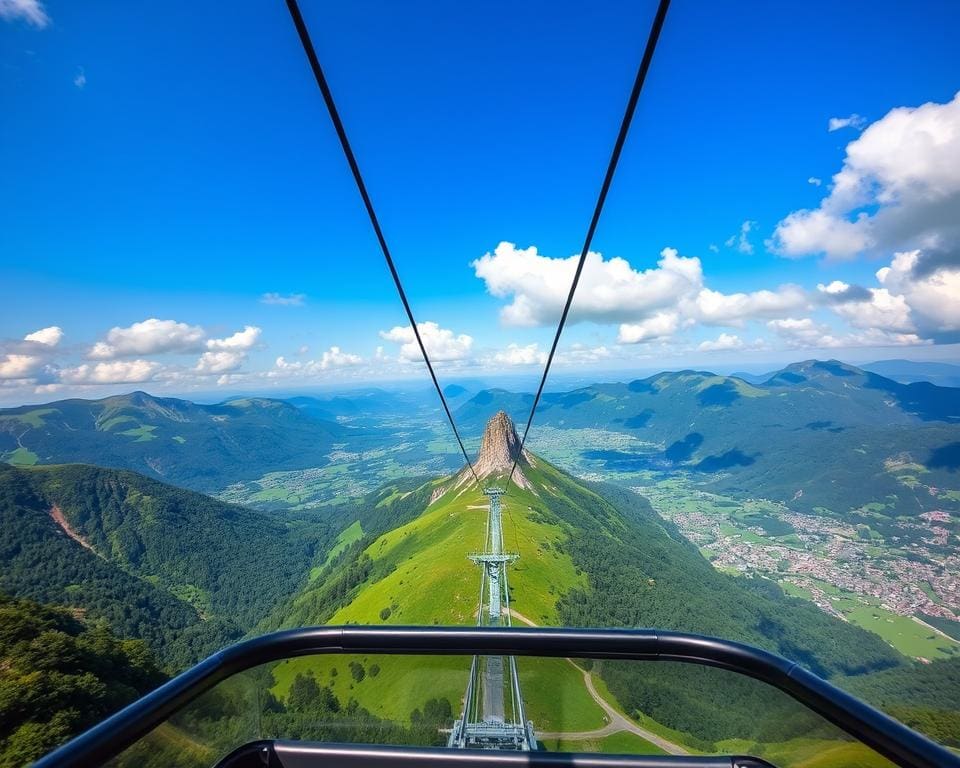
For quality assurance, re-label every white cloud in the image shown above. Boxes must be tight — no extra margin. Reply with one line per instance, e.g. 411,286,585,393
379,321,473,362
767,317,924,349
708,243,719,253
698,333,745,352
829,287,913,333
473,242,702,327
318,346,362,369
808,177,822,187
770,208,872,259
490,343,546,366
0,327,64,380
73,67,86,89
618,312,681,344
767,318,842,348
0,355,40,380
60,360,161,385
876,249,960,340
0,0,49,27
828,114,867,132
205,326,260,351
814,249,960,342
23,326,62,346
555,344,613,365
195,326,262,374
685,285,808,327
817,280,851,296
90,318,205,359
725,220,756,255
771,92,960,260
195,351,246,374
261,292,306,306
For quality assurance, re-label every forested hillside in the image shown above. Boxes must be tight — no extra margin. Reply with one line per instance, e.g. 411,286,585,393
0,464,322,667
0,593,165,767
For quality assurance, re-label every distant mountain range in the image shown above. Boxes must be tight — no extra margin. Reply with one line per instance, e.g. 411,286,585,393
453,359,960,518
0,391,344,491
2,359,958,519
862,359,960,389
732,359,960,388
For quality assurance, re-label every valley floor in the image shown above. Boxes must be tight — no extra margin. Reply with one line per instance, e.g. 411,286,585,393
633,476,960,662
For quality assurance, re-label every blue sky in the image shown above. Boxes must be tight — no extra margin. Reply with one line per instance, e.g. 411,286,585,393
1,0,959,404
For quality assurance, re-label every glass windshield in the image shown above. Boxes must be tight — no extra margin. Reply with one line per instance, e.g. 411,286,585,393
106,655,897,768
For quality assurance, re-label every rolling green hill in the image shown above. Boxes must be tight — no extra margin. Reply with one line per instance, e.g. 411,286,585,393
0,463,321,668
0,391,344,492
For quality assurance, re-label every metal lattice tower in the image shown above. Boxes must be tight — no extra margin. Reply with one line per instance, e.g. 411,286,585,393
448,488,536,750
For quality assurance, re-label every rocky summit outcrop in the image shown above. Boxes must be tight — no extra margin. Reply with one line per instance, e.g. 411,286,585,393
446,411,533,492
475,411,522,476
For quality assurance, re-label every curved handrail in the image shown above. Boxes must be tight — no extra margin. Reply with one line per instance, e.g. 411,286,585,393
34,626,960,768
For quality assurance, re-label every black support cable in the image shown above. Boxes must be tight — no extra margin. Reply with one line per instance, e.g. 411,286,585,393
285,0,481,488
508,0,671,487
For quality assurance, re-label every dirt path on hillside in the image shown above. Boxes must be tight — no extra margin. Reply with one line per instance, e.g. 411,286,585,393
50,505,97,554
506,608,688,754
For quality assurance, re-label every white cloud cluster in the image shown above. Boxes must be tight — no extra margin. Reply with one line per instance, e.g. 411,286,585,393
767,317,923,350
473,242,702,327
698,333,745,352
379,322,473,362
618,312,681,343
196,326,262,374
771,92,960,260
0,326,62,380
489,343,546,366
813,250,960,342
0,0,49,27
685,285,808,327
90,318,205,359
555,344,613,365
475,242,809,345
60,360,161,385
261,292,306,306
24,326,63,346
877,250,960,340
273,346,363,375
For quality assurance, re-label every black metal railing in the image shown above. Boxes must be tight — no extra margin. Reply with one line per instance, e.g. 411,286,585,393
34,626,960,768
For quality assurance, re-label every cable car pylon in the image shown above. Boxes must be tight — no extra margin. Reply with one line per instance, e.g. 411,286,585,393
448,487,535,750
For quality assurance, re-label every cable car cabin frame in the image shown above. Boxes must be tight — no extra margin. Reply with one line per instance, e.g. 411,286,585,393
35,625,960,768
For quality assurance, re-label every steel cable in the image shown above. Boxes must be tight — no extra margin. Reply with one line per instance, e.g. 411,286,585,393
508,0,671,487
285,0,482,487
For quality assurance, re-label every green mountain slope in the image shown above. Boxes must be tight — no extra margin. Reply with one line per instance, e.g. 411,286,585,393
0,391,344,492
0,463,320,667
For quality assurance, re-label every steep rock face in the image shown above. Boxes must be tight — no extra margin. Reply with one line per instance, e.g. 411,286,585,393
475,410,522,476
445,410,532,492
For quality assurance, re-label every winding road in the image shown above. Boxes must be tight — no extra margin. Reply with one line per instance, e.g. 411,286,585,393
507,609,688,755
